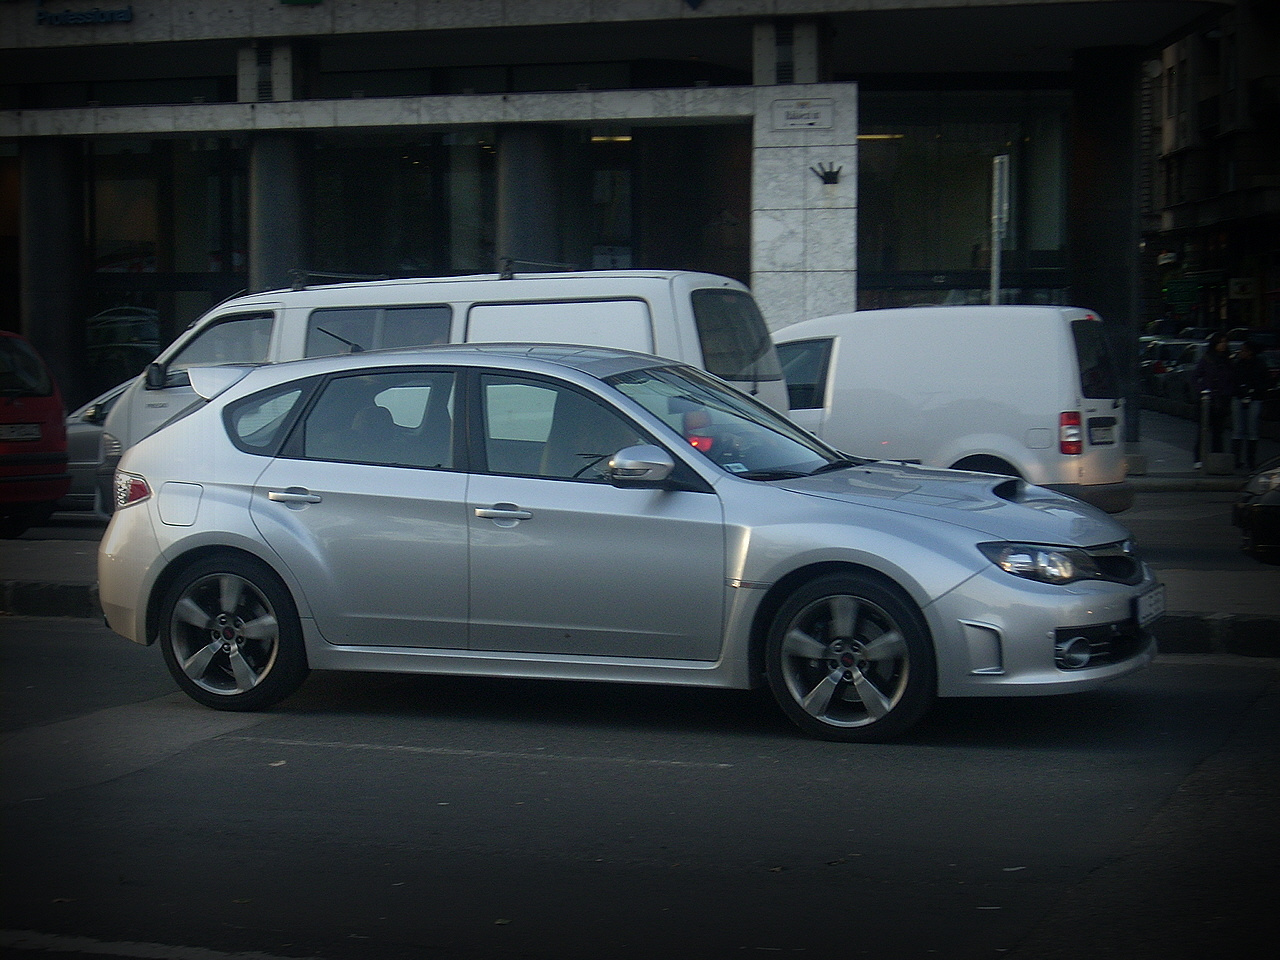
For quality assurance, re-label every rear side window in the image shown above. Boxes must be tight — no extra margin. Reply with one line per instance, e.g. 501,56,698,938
306,305,451,357
170,313,274,370
775,338,833,410
1071,319,1120,399
690,288,783,385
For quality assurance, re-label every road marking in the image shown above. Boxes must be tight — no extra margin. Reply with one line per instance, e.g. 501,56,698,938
224,735,735,768
0,930,321,960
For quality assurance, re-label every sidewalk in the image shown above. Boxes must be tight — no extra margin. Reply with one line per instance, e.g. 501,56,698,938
1,407,1277,657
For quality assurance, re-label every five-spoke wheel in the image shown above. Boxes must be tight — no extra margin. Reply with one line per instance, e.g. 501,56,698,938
766,573,935,742
159,554,308,711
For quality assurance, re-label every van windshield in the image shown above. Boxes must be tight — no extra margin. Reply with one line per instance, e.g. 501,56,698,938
1071,319,1121,400
690,289,784,386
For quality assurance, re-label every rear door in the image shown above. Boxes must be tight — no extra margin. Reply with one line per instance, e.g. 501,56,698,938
1069,318,1127,484
250,368,470,648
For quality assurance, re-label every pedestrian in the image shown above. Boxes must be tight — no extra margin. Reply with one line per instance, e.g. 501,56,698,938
1192,330,1235,466
1231,339,1269,470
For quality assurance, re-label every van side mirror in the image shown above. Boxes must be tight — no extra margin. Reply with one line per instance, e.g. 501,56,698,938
144,362,168,390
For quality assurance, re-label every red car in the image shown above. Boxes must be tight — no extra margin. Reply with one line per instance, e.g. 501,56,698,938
1,330,71,537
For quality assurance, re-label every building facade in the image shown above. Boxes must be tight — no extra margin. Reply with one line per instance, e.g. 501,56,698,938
1,0,1227,406
1145,0,1280,334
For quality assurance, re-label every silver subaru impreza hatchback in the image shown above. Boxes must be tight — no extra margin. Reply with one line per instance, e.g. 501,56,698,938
99,343,1164,742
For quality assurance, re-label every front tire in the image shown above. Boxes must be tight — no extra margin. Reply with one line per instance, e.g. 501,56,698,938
766,573,935,742
158,554,309,711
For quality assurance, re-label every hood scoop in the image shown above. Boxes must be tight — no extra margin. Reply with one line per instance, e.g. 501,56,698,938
992,477,1027,503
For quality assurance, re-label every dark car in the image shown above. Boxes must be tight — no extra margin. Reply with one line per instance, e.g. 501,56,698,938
1233,456,1280,564
1,331,71,537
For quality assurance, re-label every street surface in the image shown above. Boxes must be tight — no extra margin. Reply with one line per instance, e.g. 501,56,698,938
2,614,1278,960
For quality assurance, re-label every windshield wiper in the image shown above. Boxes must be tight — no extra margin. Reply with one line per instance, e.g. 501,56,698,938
810,457,866,475
737,469,810,481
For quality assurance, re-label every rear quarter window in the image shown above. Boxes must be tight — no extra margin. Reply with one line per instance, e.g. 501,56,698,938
225,381,312,456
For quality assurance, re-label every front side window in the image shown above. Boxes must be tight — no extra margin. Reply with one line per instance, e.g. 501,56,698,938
480,374,642,480
299,370,456,469
775,338,833,410
609,365,833,478
690,288,784,385
170,313,273,370
305,305,451,357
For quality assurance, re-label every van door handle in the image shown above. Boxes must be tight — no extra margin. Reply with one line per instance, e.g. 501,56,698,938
475,503,533,521
268,487,323,504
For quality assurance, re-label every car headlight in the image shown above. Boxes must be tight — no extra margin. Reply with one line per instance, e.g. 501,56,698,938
978,542,1103,585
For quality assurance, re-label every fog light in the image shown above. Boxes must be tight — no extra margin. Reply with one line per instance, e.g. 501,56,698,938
1055,636,1093,669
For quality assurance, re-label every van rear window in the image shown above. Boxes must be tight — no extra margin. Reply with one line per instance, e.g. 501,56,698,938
690,289,783,385
1071,319,1120,399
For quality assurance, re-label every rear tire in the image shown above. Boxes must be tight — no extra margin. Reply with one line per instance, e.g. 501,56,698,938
766,573,935,742
158,554,309,711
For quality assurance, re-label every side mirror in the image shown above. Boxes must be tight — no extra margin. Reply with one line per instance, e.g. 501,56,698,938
608,444,675,486
144,362,167,390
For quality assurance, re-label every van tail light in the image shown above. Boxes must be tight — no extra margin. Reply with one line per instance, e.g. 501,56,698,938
1059,412,1083,455
114,471,151,508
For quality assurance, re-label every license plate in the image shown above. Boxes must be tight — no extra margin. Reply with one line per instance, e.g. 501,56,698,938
1134,583,1166,627
0,423,40,441
1089,424,1116,445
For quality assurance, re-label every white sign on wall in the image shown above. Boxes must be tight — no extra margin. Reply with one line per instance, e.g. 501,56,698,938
772,99,834,130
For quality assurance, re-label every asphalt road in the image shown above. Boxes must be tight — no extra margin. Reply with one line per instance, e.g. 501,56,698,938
2,616,1278,960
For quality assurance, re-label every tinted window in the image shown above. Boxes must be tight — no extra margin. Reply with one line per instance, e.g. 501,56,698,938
690,289,784,385
775,338,833,410
0,336,54,397
306,305,451,357
1071,320,1120,399
300,370,455,469
171,313,274,370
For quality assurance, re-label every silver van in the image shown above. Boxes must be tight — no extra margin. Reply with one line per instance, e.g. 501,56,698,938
96,270,786,513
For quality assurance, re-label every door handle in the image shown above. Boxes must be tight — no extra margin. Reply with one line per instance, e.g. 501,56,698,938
268,487,323,504
475,503,533,521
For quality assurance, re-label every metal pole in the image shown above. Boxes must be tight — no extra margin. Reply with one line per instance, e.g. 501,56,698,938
990,155,1010,305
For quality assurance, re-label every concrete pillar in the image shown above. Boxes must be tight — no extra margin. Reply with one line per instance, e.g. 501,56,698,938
1068,47,1144,443
19,139,87,404
248,132,303,292
496,125,560,271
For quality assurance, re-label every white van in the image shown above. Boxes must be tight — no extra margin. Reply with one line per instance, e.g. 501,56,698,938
773,306,1132,513
96,270,787,513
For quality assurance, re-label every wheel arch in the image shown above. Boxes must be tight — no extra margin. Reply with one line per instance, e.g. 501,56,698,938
747,560,932,682
948,454,1022,477
145,544,296,647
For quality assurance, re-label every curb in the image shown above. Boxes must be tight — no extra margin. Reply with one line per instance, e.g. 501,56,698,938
1,582,1275,659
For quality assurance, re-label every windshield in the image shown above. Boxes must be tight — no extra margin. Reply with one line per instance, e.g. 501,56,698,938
608,365,845,478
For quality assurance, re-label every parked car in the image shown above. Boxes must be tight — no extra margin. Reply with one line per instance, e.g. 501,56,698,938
1158,340,1209,403
1233,456,1280,564
99,343,1164,743
1138,338,1196,396
1,330,71,537
60,380,129,511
